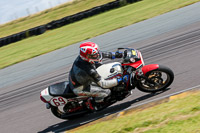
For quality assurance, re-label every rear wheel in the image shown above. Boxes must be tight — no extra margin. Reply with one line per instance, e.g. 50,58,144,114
135,65,174,93
51,102,88,119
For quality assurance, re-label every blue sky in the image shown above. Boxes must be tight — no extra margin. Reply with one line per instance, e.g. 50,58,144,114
0,0,72,25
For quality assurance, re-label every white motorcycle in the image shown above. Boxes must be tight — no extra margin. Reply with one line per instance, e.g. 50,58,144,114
40,48,174,119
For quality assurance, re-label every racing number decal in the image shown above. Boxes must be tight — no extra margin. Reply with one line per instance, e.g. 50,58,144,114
51,97,67,106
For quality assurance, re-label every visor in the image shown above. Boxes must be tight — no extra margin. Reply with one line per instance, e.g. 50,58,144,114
88,53,98,59
87,51,102,59
87,51,103,63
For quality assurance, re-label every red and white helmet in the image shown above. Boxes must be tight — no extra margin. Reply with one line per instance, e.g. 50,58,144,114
79,42,102,64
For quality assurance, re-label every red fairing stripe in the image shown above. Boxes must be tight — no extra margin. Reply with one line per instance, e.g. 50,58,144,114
142,64,159,76
122,60,143,69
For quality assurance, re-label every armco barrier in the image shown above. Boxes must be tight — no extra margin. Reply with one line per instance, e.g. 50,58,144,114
0,0,140,47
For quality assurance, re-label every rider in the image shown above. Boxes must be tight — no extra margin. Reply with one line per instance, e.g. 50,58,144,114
68,42,125,110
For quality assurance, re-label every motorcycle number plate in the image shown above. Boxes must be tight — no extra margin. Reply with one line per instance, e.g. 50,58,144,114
50,97,68,107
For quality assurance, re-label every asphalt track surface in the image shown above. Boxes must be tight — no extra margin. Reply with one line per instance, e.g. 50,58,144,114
1,2,200,133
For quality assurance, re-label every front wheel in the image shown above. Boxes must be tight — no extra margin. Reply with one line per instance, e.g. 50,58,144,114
135,65,174,93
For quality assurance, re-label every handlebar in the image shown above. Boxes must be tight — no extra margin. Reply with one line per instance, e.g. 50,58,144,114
117,47,141,63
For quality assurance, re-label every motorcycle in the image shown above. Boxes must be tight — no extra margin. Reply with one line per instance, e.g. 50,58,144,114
40,48,174,119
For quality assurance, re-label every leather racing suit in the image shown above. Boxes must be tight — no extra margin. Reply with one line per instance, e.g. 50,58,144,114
68,51,122,102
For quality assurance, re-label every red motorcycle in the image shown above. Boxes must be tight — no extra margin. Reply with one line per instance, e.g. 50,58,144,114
40,48,174,119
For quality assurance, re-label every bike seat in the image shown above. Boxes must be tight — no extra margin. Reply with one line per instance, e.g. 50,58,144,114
48,81,76,98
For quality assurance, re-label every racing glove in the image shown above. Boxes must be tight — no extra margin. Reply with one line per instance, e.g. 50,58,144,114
111,51,123,59
117,75,129,84
115,51,123,58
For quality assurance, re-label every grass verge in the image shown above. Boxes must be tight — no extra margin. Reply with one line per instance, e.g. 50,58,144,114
0,0,200,69
68,90,200,133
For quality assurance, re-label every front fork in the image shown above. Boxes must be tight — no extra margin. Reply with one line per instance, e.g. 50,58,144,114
134,64,160,84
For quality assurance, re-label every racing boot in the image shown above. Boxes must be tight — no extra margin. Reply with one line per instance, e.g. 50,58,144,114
85,97,98,112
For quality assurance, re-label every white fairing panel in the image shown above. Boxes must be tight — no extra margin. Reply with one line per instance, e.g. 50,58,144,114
41,88,53,102
96,62,123,79
41,88,68,107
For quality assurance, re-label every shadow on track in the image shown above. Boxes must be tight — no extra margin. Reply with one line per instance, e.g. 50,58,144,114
38,88,170,133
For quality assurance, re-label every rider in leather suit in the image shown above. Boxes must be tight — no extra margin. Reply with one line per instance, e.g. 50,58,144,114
68,42,123,104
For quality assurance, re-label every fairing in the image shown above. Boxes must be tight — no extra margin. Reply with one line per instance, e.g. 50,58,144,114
96,62,123,79
122,51,145,70
40,88,52,103
141,64,159,76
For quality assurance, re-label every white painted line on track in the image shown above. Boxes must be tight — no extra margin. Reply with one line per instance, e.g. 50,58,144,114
125,84,200,110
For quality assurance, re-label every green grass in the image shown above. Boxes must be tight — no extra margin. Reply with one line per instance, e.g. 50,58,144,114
1,0,200,69
0,0,115,38
69,91,200,133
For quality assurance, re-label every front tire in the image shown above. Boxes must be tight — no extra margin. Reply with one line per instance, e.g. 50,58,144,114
135,65,174,93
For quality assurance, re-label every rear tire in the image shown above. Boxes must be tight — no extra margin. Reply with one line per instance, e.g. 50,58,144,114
51,106,88,119
135,65,174,93
51,106,67,119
